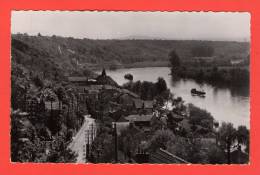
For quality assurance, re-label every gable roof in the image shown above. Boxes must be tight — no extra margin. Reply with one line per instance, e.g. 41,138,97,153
117,116,129,122
150,148,190,164
121,89,139,98
125,114,153,122
68,76,88,82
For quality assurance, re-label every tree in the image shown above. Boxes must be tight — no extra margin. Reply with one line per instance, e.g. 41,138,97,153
149,129,175,152
156,77,167,94
55,87,66,102
188,103,214,129
124,73,133,81
167,136,208,163
91,129,114,163
33,75,44,88
169,50,181,68
236,125,249,153
207,144,226,164
218,122,237,164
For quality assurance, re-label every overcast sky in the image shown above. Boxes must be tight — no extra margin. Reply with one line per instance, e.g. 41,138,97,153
11,11,250,41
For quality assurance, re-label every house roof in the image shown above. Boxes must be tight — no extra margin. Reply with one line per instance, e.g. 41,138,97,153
125,114,153,122
84,85,103,90
133,99,154,109
68,76,88,82
121,89,139,98
150,148,190,164
117,116,129,122
96,75,118,87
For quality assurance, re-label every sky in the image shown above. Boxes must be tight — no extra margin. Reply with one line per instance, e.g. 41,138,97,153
11,11,250,41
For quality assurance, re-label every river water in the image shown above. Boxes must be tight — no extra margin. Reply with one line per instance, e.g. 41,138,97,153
105,67,250,128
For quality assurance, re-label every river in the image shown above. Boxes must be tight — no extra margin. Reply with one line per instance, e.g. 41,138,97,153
105,67,250,128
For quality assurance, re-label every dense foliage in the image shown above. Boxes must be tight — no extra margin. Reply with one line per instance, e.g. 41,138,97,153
123,77,169,100
12,34,249,69
174,66,249,86
169,50,181,68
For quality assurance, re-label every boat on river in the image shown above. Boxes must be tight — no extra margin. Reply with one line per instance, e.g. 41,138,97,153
191,88,206,97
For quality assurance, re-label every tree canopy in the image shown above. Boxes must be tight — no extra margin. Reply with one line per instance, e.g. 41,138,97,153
169,50,181,68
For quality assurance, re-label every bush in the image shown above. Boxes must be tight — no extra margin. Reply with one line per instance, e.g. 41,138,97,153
33,76,44,87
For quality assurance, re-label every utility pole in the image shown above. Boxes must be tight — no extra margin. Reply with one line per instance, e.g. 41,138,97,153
113,122,118,163
86,130,89,163
91,123,94,142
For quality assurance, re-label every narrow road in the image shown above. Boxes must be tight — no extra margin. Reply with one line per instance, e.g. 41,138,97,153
68,115,97,163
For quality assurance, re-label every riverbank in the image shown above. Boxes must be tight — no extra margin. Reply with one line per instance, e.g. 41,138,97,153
105,67,249,128
89,61,169,71
171,65,250,88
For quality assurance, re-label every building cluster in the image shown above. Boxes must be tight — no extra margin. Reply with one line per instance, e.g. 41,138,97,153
67,70,157,133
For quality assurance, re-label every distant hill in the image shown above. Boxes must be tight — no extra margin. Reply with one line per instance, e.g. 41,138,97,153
11,34,250,72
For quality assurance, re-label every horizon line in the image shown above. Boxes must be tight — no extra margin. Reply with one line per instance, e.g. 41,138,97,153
11,32,250,42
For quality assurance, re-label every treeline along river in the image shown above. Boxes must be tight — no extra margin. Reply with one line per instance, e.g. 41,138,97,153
105,67,250,128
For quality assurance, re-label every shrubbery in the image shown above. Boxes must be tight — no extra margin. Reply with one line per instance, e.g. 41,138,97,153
175,66,249,86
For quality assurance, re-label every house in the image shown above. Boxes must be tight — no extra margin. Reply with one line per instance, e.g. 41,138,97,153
95,72,118,87
132,99,154,114
121,89,140,99
68,76,88,84
125,114,154,128
77,92,88,103
149,148,190,164
86,90,99,100
68,76,98,86
25,97,41,116
144,100,154,109
113,116,130,135
44,100,62,111
133,99,143,109
143,100,154,114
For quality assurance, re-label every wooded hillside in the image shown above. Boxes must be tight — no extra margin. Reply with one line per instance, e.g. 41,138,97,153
12,33,250,71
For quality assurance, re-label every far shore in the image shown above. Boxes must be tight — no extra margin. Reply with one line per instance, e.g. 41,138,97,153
88,61,170,71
